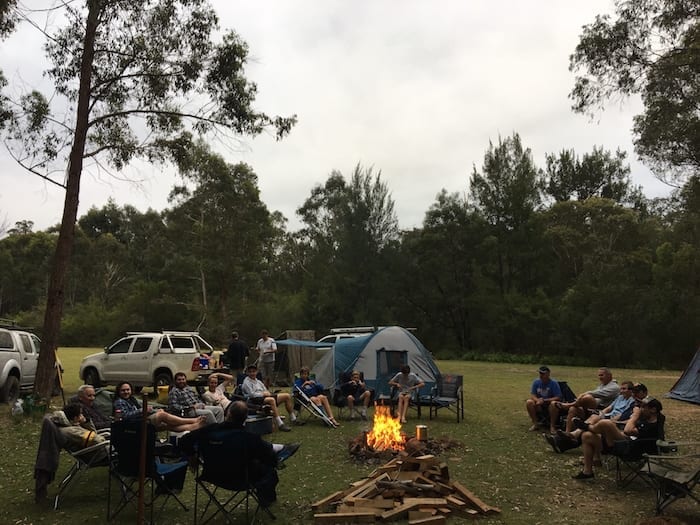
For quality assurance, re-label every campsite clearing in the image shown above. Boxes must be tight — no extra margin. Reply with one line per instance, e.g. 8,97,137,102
1,349,698,524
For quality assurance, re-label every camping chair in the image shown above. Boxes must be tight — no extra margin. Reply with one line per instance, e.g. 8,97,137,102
333,371,373,420
424,373,463,423
612,414,666,488
292,375,337,427
194,427,276,525
107,419,188,523
643,440,700,515
539,380,576,431
234,372,275,418
45,418,111,509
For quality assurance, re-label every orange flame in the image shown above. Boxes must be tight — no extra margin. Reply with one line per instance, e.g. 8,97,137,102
366,405,405,451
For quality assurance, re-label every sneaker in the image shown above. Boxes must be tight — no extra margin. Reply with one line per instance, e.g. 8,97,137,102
278,442,301,463
292,419,306,426
572,418,590,432
360,412,368,421
572,471,594,480
543,433,561,453
278,424,292,432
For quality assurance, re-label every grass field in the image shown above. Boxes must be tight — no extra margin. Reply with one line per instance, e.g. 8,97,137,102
1,348,698,524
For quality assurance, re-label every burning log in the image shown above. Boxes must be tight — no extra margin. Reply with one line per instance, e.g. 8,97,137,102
312,455,500,523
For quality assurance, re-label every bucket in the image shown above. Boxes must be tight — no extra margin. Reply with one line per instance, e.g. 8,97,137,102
416,424,428,441
157,385,170,404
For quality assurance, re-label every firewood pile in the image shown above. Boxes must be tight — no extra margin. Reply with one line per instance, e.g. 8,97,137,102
312,454,500,524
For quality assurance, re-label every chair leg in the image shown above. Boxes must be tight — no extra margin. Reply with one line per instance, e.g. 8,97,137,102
54,461,80,509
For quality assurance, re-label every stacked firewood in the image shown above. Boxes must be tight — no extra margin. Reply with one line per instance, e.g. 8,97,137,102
312,454,500,524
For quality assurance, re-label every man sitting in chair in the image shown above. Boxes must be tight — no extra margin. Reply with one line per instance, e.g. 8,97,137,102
342,370,372,421
526,366,562,433
168,372,225,425
389,365,424,424
572,397,664,480
241,364,303,432
72,384,111,431
179,401,299,507
51,403,109,463
549,367,620,433
295,366,339,427
201,372,235,413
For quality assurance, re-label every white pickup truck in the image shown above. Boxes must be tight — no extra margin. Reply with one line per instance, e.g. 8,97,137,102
79,330,216,389
0,325,41,402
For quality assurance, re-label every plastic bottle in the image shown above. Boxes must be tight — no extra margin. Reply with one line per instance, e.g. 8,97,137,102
11,399,24,416
114,409,123,422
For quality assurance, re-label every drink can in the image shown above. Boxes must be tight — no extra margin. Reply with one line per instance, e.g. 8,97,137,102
114,409,123,421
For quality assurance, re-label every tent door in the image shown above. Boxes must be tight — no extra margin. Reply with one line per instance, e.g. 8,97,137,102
375,350,408,398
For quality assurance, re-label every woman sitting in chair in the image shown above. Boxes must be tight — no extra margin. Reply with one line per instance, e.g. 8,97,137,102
295,367,339,427
389,365,424,424
114,381,207,432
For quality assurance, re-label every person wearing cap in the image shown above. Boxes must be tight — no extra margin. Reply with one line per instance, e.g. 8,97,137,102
549,367,620,433
572,397,664,480
526,366,562,433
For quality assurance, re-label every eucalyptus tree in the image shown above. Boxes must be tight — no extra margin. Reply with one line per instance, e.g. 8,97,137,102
570,0,700,182
0,1,295,398
469,133,544,295
296,164,400,328
544,147,642,205
164,141,280,333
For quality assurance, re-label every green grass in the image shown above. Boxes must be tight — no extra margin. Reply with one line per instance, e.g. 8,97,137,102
1,349,699,524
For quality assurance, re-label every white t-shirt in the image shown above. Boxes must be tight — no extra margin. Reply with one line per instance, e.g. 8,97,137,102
256,337,277,363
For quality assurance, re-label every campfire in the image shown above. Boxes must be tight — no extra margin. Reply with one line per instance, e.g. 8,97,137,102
366,405,405,452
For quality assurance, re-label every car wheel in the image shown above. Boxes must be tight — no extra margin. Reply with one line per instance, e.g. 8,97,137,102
154,372,172,390
1,376,20,404
84,368,101,388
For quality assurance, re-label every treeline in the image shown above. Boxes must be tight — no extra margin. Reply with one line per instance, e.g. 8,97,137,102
1,134,697,369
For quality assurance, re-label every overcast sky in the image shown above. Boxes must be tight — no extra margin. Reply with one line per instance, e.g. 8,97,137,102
0,1,671,234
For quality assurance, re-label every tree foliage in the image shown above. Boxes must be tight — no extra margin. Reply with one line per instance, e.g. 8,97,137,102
570,0,700,181
0,0,295,399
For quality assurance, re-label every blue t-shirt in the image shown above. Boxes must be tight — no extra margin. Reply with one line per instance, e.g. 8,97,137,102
294,377,324,397
603,394,635,418
530,378,562,399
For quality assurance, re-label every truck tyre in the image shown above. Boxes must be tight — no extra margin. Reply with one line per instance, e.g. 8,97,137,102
1,375,20,404
83,368,101,388
154,372,172,390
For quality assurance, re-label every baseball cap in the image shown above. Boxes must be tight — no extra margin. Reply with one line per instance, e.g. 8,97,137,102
538,366,550,374
632,382,647,393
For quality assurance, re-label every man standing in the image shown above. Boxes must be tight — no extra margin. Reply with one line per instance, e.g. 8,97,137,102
256,330,277,388
223,331,249,376
168,372,224,425
525,366,562,433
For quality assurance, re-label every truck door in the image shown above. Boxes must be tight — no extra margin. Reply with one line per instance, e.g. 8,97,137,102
121,336,153,384
17,333,38,388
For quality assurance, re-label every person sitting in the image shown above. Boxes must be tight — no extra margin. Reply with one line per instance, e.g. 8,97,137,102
342,370,372,421
51,403,109,463
201,372,235,414
114,381,207,432
389,365,425,424
241,364,302,432
71,384,111,431
294,366,339,427
168,372,225,425
549,367,620,432
525,365,562,433
544,380,636,453
178,401,298,507
572,397,664,480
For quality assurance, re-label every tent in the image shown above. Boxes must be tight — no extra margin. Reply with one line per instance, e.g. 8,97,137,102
311,326,441,397
272,330,328,386
667,348,700,404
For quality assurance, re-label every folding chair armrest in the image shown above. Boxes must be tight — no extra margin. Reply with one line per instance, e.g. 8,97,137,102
72,440,110,457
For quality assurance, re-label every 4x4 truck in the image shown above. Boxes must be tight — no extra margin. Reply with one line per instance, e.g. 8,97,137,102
0,324,41,402
79,331,215,390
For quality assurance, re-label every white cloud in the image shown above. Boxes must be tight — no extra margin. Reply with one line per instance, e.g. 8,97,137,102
0,1,673,234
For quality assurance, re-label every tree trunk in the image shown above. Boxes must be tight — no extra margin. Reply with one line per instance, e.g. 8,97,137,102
34,1,100,400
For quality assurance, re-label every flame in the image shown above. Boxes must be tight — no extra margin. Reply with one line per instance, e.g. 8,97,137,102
366,405,405,451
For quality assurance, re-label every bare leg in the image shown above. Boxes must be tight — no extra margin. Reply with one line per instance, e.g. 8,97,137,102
526,399,539,425
580,431,602,475
347,395,355,418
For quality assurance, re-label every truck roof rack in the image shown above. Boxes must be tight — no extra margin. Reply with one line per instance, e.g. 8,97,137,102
329,326,376,334
125,330,201,336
